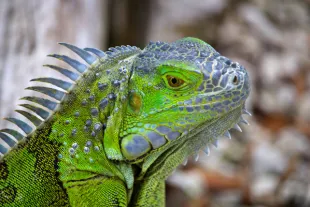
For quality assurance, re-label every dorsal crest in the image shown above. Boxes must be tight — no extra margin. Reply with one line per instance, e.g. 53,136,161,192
0,43,141,160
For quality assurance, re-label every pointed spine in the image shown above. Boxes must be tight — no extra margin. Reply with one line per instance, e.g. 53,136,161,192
242,109,252,116
19,104,50,120
203,146,210,156
233,124,242,132
47,54,87,73
0,132,17,147
43,64,79,81
194,153,200,161
15,110,42,127
0,129,24,141
224,131,231,139
182,158,188,166
26,86,66,101
239,116,249,125
0,144,8,154
31,78,73,91
4,118,33,134
58,42,97,65
212,139,218,148
21,96,58,111
84,47,106,58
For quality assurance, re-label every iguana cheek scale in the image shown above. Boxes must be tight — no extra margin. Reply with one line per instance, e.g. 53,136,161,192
0,37,251,206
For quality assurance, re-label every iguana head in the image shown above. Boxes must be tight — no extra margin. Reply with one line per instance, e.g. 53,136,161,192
121,37,250,161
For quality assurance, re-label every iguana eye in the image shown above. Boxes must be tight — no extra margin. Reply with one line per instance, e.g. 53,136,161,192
166,75,185,88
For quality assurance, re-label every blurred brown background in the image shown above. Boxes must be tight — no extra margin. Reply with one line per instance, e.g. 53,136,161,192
0,0,309,206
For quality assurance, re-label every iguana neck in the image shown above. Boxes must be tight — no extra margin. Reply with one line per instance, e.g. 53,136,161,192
100,54,141,160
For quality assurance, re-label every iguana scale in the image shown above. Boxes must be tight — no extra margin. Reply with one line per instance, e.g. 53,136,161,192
0,37,251,206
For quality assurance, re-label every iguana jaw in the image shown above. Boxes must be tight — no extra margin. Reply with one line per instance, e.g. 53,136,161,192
139,104,247,179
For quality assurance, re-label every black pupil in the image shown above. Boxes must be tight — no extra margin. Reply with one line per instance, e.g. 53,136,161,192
171,77,178,84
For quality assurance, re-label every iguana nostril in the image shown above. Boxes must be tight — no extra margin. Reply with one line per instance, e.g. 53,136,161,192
232,75,239,85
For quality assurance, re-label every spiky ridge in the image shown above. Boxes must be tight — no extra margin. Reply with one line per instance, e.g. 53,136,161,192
183,107,251,165
0,43,140,159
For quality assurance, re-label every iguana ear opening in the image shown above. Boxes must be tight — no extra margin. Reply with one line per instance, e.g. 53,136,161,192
129,91,143,114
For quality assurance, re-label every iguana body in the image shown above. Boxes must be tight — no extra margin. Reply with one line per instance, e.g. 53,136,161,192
0,38,250,206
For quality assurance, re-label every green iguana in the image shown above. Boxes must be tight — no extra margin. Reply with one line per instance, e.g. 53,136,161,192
0,37,251,206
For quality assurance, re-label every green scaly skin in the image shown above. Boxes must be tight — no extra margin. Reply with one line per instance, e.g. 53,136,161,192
0,37,250,206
